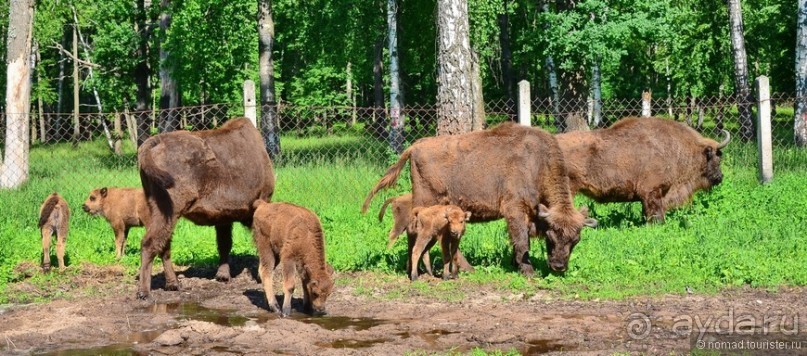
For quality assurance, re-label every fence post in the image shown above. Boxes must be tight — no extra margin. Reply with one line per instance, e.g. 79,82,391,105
243,80,257,127
641,90,652,117
518,80,531,126
755,76,773,184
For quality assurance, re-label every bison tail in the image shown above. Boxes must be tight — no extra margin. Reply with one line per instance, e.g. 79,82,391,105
138,139,175,189
38,193,60,229
377,196,397,222
361,147,413,214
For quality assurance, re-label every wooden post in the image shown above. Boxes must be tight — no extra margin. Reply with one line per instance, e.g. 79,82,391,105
243,80,257,127
755,76,773,184
641,90,652,117
517,80,530,126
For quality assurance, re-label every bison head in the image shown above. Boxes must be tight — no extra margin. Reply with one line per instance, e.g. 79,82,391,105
703,130,730,187
306,264,334,315
538,204,597,273
82,187,108,215
445,206,471,239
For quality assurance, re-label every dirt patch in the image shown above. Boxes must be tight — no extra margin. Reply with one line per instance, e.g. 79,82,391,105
1,263,805,355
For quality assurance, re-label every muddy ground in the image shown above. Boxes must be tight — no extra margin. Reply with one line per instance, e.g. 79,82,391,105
1,259,805,355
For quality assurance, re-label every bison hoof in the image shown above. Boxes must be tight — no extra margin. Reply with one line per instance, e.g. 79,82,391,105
519,265,536,277
409,274,419,282
215,273,231,282
165,282,180,291
281,306,291,318
136,291,150,300
42,266,51,273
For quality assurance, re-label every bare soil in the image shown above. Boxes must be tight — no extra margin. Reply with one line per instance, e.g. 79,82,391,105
1,259,805,355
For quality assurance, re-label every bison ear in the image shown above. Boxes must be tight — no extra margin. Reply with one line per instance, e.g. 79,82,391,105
538,204,551,219
326,264,335,276
412,207,422,217
465,211,472,221
100,187,108,197
579,206,590,217
583,218,598,228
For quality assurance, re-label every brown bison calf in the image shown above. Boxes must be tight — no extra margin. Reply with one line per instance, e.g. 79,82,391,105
252,200,334,317
38,192,70,272
82,187,149,259
137,118,275,299
557,117,730,223
408,205,471,281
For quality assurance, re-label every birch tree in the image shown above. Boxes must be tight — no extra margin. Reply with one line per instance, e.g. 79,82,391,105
259,0,281,159
436,0,474,135
387,0,403,152
727,0,754,141
158,0,180,132
1,0,35,189
796,0,807,146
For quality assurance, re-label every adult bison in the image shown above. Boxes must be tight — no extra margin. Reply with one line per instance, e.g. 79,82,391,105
556,116,730,223
362,122,597,275
136,118,275,299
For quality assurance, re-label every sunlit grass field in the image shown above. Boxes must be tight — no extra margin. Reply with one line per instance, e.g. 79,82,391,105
1,118,806,303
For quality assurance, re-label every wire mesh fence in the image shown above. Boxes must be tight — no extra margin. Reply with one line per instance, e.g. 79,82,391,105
0,93,805,193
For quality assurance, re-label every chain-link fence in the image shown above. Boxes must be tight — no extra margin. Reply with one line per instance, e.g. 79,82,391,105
0,92,805,192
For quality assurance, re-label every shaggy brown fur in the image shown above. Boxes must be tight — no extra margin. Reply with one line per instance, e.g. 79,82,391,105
136,118,275,299
362,122,597,275
408,205,471,281
82,187,149,259
379,193,474,276
38,192,70,272
556,117,730,223
252,200,334,317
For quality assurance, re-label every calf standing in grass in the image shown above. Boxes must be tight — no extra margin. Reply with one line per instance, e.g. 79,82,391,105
408,205,470,281
82,187,149,259
252,200,334,317
38,192,70,272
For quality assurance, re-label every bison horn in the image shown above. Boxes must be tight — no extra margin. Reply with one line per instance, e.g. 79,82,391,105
717,129,731,149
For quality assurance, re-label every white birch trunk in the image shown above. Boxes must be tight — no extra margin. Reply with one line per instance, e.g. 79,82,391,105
796,0,807,146
436,0,474,135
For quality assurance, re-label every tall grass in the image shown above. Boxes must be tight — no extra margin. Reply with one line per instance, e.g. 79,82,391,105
1,128,806,302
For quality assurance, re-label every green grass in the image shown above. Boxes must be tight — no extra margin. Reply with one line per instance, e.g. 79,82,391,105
1,127,806,303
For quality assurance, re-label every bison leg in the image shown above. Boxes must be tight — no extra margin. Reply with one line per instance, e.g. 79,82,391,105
56,224,67,271
421,237,437,276
409,236,433,281
641,188,666,223
257,254,280,314
439,237,454,280
160,241,179,291
112,223,126,259
455,248,474,273
214,224,233,282
137,214,177,299
505,212,534,277
41,227,52,272
280,260,296,317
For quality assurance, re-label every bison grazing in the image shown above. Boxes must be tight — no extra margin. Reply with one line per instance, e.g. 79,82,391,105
38,192,70,272
362,122,597,275
556,117,730,223
82,187,149,259
136,118,275,299
408,205,471,281
252,200,334,317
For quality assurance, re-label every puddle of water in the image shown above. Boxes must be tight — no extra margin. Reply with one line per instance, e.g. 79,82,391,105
315,338,388,349
145,302,249,327
114,329,164,344
522,339,570,354
418,329,458,348
293,315,386,331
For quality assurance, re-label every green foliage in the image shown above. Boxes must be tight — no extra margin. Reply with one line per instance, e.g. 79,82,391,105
2,133,807,303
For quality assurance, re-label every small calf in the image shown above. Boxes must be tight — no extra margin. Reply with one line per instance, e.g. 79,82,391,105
82,187,149,259
252,200,334,317
379,194,434,276
38,192,70,272
408,205,471,281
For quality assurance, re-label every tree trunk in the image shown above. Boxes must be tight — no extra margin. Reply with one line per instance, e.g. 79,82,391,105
471,50,485,131
559,67,589,132
796,0,807,146
258,0,281,160
35,41,46,143
387,0,403,152
498,0,513,103
591,57,602,127
158,0,181,133
436,0,474,135
371,37,385,139
72,25,81,144
134,0,152,146
1,0,35,188
727,0,754,141
347,62,356,126
57,28,67,114
541,1,561,131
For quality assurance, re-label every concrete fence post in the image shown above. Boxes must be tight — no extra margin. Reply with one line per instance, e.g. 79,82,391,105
518,80,531,126
243,80,257,127
641,90,652,117
755,75,773,184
